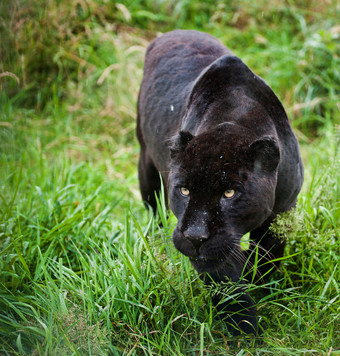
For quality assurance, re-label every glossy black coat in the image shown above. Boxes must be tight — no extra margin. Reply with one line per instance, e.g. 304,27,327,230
137,30,304,334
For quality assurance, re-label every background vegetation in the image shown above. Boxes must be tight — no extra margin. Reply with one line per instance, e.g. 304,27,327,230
0,0,339,354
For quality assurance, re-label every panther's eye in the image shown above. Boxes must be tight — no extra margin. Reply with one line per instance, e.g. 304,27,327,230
224,188,235,198
180,187,190,197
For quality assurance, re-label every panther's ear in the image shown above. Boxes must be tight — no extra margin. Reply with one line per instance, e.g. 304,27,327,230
170,131,194,159
248,136,280,173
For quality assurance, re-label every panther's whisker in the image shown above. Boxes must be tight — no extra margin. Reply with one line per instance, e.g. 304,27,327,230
230,242,264,280
248,240,275,261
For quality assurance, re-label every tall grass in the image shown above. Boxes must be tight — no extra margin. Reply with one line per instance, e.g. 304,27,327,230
1,0,339,354
1,0,339,135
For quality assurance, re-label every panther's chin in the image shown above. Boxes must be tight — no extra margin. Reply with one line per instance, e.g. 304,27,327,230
190,255,224,263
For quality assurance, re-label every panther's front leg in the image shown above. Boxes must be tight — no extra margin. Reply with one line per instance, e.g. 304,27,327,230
196,258,258,335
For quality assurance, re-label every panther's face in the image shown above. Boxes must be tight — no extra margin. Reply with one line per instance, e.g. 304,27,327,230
169,126,280,274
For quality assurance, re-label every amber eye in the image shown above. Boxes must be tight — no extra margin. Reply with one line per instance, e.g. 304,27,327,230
180,187,190,196
224,188,235,198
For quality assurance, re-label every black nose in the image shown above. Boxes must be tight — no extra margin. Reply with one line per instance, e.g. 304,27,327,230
183,226,209,253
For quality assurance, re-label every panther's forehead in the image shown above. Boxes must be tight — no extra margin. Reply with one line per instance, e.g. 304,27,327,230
176,131,251,191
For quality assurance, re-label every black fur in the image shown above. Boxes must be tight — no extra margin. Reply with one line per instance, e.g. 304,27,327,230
136,30,304,335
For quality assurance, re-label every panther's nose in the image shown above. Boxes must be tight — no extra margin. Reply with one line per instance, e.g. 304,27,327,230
183,225,209,253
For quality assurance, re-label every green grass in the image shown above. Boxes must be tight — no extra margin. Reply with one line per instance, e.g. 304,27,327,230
1,0,339,354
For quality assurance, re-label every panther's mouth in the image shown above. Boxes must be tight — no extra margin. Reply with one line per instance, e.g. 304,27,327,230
189,255,231,274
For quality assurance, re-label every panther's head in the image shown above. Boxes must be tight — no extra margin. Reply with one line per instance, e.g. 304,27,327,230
169,125,280,274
